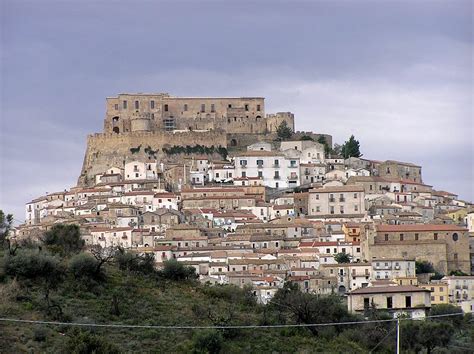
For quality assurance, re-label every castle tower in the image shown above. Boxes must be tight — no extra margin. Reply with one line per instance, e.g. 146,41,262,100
130,111,151,132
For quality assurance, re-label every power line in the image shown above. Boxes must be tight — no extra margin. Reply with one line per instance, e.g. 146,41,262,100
0,312,466,330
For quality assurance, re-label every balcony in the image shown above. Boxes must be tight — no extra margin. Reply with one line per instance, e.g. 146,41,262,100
274,175,280,180
288,175,298,181
329,198,336,203
288,165,298,169
257,164,264,169
339,198,346,202
240,165,247,169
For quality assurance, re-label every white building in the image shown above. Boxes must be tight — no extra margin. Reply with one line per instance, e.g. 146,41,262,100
233,151,300,189
124,161,158,180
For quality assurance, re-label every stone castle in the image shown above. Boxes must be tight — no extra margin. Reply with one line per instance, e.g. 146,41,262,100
103,93,295,136
78,93,330,186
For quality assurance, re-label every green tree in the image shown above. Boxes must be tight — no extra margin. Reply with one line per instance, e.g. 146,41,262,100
271,282,351,335
401,320,454,354
331,143,342,157
415,260,435,274
68,253,103,282
317,136,331,158
0,210,14,249
334,252,351,263
43,224,84,256
159,259,198,281
276,121,293,141
4,249,65,312
341,135,362,158
449,269,469,276
300,135,314,141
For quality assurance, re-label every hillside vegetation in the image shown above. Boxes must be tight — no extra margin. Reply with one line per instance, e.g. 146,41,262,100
0,225,473,353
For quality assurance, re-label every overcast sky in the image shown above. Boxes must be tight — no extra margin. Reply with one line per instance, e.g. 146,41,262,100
1,0,473,222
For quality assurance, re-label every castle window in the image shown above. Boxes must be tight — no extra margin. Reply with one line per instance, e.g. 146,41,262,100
434,233,438,240
415,233,419,240
201,104,205,113
164,104,169,112
452,233,458,241
184,104,188,111
257,104,261,111
228,104,232,108
211,104,215,112
135,100,139,109
123,100,127,109
245,104,249,111
150,100,155,109
384,234,389,241
114,104,118,110
400,234,404,241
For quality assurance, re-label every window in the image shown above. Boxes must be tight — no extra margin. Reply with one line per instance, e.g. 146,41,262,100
240,160,247,166
354,193,357,199
316,206,320,212
340,206,344,214
452,233,458,241
330,206,334,214
258,171,263,178
400,233,404,241
440,296,444,301
150,100,155,109
364,298,370,310
215,173,220,178
211,104,215,112
315,194,319,200
164,104,169,112
242,172,246,178
123,100,127,109
184,104,188,111
257,104,261,111
354,205,359,212
201,104,205,113
228,104,232,108
274,171,280,179
387,296,393,309
245,104,249,111
114,104,118,110
257,159,264,167
415,233,419,241
384,234,389,241
274,159,279,166
135,100,139,109
405,296,411,308
434,233,438,240
454,253,458,260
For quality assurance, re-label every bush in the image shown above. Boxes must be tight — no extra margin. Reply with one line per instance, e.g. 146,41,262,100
4,249,63,284
69,253,102,280
159,259,198,281
116,251,156,275
415,261,435,274
33,326,48,342
43,224,84,256
192,330,223,354
65,329,121,354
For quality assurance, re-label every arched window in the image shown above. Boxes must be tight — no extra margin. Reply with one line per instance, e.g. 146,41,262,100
113,127,120,134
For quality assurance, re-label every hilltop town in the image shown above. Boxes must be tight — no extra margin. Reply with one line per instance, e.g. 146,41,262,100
14,93,474,318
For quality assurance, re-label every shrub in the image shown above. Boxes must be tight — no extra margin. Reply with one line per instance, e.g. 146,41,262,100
33,326,48,342
69,253,102,280
65,329,121,354
192,330,223,354
116,251,156,275
4,249,63,283
415,261,435,274
159,259,198,281
43,224,84,256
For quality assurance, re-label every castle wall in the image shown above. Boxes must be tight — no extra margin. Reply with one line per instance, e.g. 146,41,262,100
78,130,227,186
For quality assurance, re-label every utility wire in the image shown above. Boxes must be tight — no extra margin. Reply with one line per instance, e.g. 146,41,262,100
0,312,466,330
368,324,397,353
